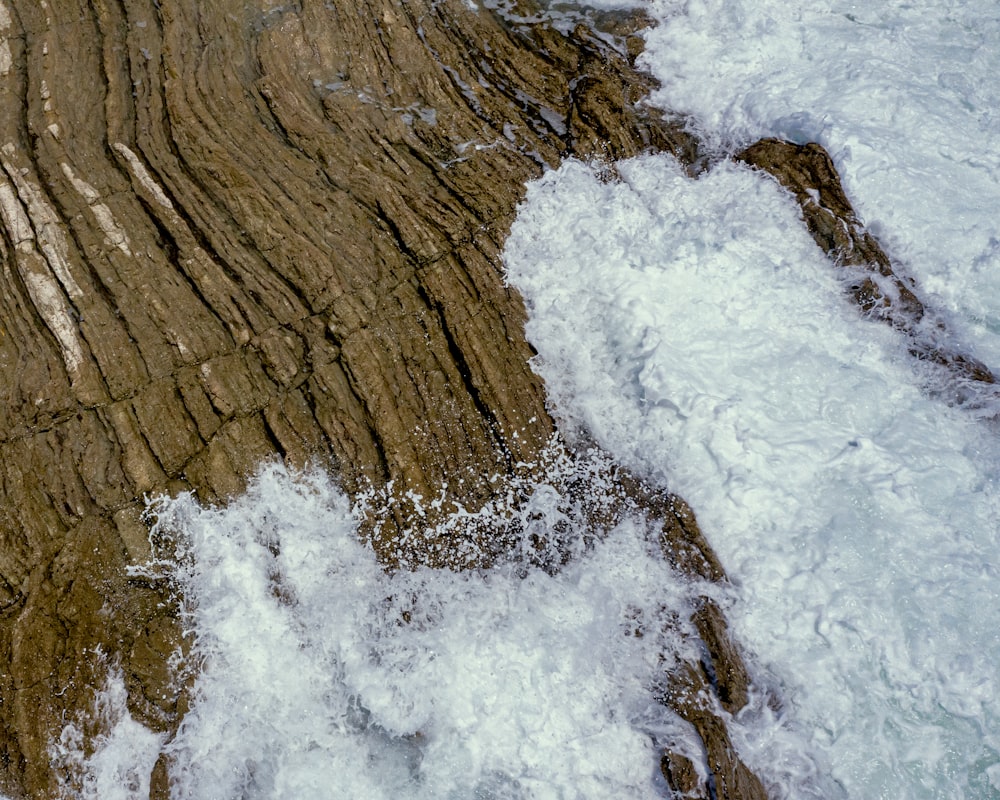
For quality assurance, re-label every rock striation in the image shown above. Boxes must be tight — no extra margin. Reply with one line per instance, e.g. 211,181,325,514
0,0,765,796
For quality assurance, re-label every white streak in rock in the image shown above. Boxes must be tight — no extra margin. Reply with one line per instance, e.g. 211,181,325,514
1,160,82,300
61,162,133,255
0,182,35,247
0,1,11,77
22,267,84,375
60,163,99,203
39,78,54,113
90,204,132,255
0,162,86,378
112,143,174,210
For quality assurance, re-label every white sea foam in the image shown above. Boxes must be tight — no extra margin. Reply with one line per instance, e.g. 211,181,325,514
64,459,769,799
504,153,1000,798
51,668,164,800
640,0,1000,367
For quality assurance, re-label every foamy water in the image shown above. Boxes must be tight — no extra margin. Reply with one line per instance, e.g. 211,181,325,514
506,2,1000,796
505,153,1000,799
62,461,749,800
54,0,1000,798
640,0,1000,366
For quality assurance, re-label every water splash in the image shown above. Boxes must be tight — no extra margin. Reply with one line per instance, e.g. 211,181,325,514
57,453,807,798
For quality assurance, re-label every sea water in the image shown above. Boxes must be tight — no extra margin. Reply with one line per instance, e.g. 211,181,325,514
505,154,1000,799
639,0,1000,366
57,0,1000,798
57,460,730,800
505,1,1000,797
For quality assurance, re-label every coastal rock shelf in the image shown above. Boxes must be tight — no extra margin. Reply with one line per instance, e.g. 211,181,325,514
0,0,761,796
5,0,988,797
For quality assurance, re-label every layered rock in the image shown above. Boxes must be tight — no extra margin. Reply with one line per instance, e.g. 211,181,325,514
0,0,766,797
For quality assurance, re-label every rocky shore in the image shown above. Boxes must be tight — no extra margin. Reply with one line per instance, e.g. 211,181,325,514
0,0,990,797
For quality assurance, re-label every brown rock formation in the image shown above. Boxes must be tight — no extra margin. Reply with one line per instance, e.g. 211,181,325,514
0,0,764,797
658,501,768,800
737,139,996,394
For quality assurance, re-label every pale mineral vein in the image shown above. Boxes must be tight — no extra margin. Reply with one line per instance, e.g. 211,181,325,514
0,1,11,77
0,178,85,376
112,143,175,210
2,146,83,301
61,162,133,255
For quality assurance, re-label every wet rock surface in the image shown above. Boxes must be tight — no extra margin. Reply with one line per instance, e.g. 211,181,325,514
737,139,996,395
